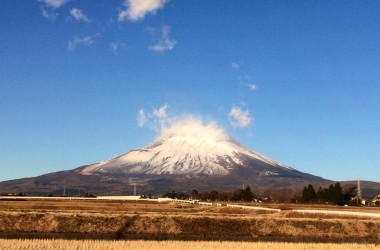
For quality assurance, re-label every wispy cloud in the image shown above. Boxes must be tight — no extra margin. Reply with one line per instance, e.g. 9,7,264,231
231,62,241,70
149,26,176,52
239,75,258,91
67,33,100,52
41,6,57,21
40,0,70,20
109,42,126,55
41,0,71,9
137,109,147,127
228,106,252,128
249,84,257,91
137,106,230,142
160,117,230,142
118,0,167,22
153,104,169,119
70,8,90,23
137,103,170,130
231,63,258,91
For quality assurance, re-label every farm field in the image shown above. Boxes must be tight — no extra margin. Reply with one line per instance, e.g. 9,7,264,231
0,199,379,242
0,239,378,250
1,198,380,214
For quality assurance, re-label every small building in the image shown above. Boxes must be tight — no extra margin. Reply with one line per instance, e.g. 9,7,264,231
349,196,367,206
370,194,380,206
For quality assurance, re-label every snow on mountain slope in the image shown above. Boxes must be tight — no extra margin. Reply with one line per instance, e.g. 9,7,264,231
80,118,290,176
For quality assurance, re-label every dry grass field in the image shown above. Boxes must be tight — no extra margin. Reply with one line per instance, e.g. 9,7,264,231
1,199,379,214
0,199,379,242
0,239,379,250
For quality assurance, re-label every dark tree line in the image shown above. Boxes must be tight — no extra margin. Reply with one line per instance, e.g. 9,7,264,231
162,186,255,202
162,183,358,205
301,182,357,204
193,185,255,202
190,186,298,203
161,191,189,200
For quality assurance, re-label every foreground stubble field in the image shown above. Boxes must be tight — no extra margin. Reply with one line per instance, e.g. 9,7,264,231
0,199,379,243
0,239,378,250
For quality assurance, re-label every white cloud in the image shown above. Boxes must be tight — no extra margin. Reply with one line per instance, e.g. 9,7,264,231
137,109,147,127
41,6,57,21
137,104,170,130
231,62,240,70
149,26,176,52
160,117,230,142
41,0,71,9
238,75,258,91
67,33,100,51
118,0,167,22
67,36,93,51
228,106,252,128
110,42,126,55
70,8,90,23
40,0,71,20
249,84,257,91
118,10,129,22
153,104,169,119
137,109,231,144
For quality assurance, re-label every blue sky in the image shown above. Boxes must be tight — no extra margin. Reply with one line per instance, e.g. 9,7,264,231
1,0,379,182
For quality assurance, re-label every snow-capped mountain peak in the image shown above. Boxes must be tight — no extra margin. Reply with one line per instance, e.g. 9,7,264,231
80,118,290,176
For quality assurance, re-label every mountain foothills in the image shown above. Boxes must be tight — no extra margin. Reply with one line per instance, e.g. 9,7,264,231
0,119,378,197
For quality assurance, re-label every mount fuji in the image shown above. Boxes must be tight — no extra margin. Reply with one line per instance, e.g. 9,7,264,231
0,119,330,195
80,119,291,177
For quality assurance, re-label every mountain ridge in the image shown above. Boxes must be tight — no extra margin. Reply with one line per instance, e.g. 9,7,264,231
2,119,374,196
79,119,291,177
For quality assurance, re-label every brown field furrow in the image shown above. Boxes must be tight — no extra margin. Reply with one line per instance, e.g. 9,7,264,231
0,200,379,243
0,239,378,250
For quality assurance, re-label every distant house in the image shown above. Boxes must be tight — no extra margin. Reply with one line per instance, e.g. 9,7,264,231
370,194,380,206
349,196,367,206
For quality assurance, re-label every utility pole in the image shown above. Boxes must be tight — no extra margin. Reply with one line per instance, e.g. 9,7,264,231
357,177,361,205
133,184,137,196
